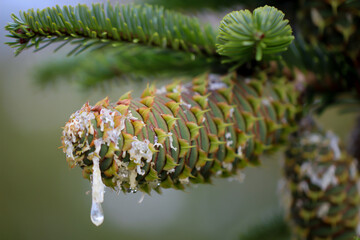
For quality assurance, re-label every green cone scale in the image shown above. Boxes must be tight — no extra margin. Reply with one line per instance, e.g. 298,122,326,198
283,123,360,240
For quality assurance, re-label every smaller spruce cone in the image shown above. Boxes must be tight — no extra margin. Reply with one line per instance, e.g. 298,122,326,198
62,72,298,194
284,125,360,240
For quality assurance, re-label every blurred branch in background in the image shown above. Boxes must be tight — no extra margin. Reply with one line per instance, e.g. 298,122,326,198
282,34,360,114
35,44,217,90
141,0,298,27
140,0,245,10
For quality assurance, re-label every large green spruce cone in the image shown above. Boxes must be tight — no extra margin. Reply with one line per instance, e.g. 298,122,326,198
62,72,299,194
283,121,360,240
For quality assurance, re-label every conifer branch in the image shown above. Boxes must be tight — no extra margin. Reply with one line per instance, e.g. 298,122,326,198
35,45,216,89
5,3,217,57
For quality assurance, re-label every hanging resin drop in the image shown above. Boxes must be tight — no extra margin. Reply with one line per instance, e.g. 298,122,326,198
91,201,104,226
90,155,105,226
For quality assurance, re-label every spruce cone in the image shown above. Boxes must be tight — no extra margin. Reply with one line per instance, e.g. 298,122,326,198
283,121,360,239
62,73,298,194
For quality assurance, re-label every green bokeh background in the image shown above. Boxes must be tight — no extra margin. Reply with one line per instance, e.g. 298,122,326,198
0,1,357,239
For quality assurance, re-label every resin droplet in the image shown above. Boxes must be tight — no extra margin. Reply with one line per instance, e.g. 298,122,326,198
91,201,104,226
90,155,105,226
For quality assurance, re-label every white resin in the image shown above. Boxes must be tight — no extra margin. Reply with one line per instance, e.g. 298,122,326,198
225,132,233,147
228,170,246,183
179,177,189,184
179,99,192,109
229,107,234,118
234,170,246,183
307,133,322,144
156,86,167,94
298,181,309,193
237,146,244,158
129,139,153,165
326,131,341,160
208,74,228,90
90,156,105,226
261,98,271,106
317,203,330,218
153,136,163,148
168,132,177,151
62,105,96,163
127,110,139,120
222,162,233,172
300,162,338,191
138,193,145,204
99,108,116,131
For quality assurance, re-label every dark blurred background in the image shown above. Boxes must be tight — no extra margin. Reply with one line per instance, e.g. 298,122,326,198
0,1,357,239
